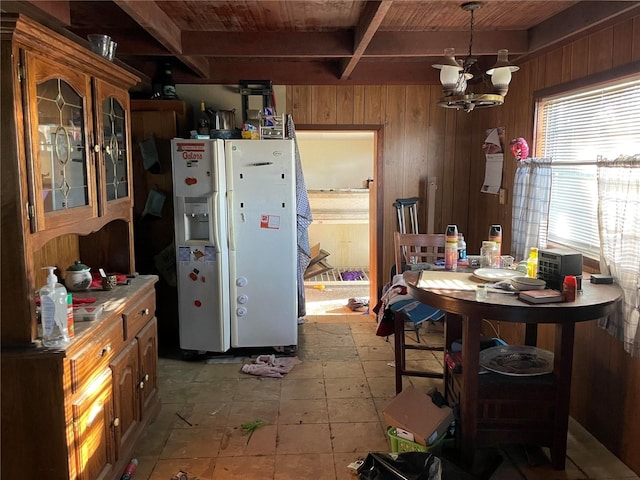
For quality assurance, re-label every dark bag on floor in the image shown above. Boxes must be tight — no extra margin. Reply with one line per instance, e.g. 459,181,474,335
357,452,482,480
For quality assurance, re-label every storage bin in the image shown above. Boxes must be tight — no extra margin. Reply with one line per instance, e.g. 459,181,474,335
387,427,445,454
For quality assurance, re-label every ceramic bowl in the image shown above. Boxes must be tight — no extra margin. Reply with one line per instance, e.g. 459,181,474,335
511,276,546,291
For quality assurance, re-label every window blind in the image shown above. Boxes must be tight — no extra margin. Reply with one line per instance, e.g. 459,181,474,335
536,79,640,257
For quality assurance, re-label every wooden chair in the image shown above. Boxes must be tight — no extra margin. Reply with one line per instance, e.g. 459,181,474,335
392,232,446,393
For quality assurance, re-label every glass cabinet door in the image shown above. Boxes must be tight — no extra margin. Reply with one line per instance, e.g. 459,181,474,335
102,97,128,202
37,79,89,212
27,53,96,232
94,79,131,218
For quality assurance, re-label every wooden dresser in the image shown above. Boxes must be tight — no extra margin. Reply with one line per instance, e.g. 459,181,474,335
1,14,160,479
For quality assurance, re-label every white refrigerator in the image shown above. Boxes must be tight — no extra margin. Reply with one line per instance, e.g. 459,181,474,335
171,138,298,353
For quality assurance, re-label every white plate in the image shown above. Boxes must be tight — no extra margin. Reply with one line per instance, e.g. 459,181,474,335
479,345,554,376
472,268,521,281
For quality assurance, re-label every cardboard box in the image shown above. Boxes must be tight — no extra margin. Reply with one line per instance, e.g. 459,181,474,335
383,385,454,446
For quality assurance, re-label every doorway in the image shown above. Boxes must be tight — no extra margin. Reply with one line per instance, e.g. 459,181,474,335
296,129,379,316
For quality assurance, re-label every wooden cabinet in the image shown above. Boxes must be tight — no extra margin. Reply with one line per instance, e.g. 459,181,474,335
0,14,160,480
1,277,160,480
1,13,139,346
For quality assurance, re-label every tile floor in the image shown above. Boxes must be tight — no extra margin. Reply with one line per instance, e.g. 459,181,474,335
132,312,639,480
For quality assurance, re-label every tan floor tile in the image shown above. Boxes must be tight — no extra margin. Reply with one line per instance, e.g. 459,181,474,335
323,360,366,378
275,453,337,480
303,332,355,348
212,455,275,480
280,377,326,399
233,377,281,401
186,379,238,403
362,359,396,378
226,399,280,427
174,402,230,428
349,321,377,334
501,444,585,480
157,357,205,382
327,398,378,423
132,423,172,458
314,323,353,335
356,345,395,362
159,425,225,458
299,345,359,361
366,376,397,398
283,360,323,379
330,422,389,453
217,424,277,457
195,361,246,381
277,423,333,454
279,398,329,424
158,379,197,405
324,377,371,399
351,333,389,347
148,457,215,480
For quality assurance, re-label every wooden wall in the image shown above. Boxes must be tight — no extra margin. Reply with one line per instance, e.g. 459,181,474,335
287,14,640,474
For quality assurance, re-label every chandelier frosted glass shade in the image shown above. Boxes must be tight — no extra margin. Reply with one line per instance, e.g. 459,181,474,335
432,2,518,112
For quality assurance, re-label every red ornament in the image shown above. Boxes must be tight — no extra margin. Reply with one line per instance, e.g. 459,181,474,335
510,137,529,160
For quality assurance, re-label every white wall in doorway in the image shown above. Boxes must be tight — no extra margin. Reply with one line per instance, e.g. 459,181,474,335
296,131,374,269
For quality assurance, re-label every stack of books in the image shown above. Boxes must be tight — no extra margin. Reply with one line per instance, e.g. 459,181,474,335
518,289,564,304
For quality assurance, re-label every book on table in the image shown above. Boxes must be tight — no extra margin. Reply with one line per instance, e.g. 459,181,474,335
518,289,564,304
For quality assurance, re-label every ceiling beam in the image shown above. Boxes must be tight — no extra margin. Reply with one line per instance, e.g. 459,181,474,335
178,30,527,58
340,0,394,80
113,0,209,77
528,1,640,54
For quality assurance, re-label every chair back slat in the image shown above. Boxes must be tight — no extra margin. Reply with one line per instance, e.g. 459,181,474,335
394,232,446,275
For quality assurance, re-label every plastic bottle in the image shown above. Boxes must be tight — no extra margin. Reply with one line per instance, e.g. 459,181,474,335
526,247,539,278
120,458,138,480
67,293,74,339
40,267,70,348
562,275,577,302
457,233,467,261
445,224,458,271
489,224,502,256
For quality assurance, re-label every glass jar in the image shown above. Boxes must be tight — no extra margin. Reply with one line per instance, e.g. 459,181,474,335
480,241,499,268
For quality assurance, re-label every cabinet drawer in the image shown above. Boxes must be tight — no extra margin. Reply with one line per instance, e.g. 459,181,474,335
69,320,122,394
123,291,155,341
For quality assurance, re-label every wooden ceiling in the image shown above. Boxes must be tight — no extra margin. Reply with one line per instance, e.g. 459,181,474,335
3,0,639,85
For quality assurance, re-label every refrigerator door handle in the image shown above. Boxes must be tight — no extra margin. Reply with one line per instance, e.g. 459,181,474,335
227,190,236,251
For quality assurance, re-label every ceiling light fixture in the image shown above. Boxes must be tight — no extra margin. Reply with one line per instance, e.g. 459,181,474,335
433,1,519,112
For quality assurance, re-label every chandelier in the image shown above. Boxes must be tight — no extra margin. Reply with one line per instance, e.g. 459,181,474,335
432,2,519,112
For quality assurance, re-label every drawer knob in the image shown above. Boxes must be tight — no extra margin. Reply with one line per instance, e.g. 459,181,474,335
113,417,120,427
100,345,112,357
142,308,150,316
139,381,145,389
144,374,149,382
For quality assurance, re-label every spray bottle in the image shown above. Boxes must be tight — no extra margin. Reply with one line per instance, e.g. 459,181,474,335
40,267,70,348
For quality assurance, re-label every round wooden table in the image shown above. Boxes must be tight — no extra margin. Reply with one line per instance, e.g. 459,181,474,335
403,269,622,470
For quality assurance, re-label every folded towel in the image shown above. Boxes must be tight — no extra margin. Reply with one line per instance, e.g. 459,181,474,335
241,354,302,378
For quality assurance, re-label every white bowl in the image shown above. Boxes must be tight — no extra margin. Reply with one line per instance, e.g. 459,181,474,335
511,276,546,291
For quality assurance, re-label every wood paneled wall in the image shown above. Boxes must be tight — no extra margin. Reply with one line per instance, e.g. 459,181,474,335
287,14,640,475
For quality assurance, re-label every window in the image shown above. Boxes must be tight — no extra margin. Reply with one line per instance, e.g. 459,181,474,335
535,78,640,258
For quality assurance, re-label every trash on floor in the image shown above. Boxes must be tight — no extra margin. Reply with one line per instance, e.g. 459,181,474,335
240,354,302,378
170,471,188,480
347,297,369,311
241,419,266,444
341,270,365,281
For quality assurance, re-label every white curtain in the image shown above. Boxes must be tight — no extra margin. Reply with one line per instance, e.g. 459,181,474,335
596,154,640,357
511,158,552,261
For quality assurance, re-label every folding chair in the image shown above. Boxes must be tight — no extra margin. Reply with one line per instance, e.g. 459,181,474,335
392,232,446,393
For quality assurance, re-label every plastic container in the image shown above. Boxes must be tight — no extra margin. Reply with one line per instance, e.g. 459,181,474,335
445,224,458,271
40,267,70,348
387,427,446,454
527,247,539,278
489,224,502,256
457,234,467,260
563,275,577,302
